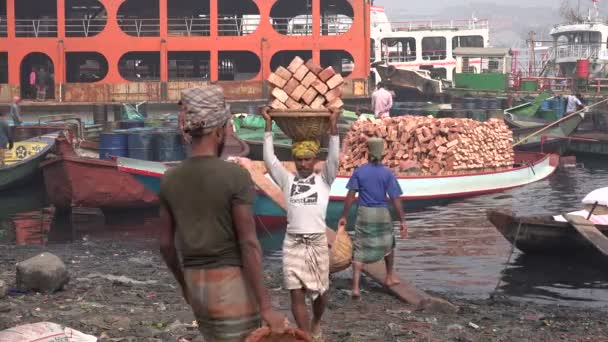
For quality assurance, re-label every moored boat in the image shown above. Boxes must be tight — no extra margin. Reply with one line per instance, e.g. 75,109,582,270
0,132,58,191
119,151,559,232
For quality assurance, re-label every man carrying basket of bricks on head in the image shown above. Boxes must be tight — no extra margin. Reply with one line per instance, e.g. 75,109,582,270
261,105,341,342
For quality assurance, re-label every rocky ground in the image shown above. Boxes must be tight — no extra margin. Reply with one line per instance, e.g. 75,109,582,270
1,236,608,342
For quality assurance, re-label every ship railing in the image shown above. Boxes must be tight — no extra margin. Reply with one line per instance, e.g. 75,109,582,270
389,19,489,32
218,16,259,36
552,44,601,60
320,16,353,35
168,17,210,37
589,78,608,94
117,18,160,37
520,76,573,92
0,16,7,37
15,19,58,38
65,18,107,37
271,17,312,36
382,54,417,63
422,49,448,61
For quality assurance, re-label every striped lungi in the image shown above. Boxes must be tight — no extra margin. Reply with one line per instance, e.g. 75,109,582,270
283,233,330,299
353,206,396,264
184,267,260,341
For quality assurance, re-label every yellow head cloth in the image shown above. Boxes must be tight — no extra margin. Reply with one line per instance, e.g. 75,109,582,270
292,140,320,159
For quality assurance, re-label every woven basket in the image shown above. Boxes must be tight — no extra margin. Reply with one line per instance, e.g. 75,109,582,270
269,109,331,143
330,226,353,274
246,327,312,342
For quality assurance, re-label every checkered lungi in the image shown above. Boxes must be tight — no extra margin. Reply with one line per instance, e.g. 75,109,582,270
283,233,330,298
353,206,396,264
184,266,261,341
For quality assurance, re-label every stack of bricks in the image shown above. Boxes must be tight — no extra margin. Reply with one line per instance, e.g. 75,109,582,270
267,56,345,110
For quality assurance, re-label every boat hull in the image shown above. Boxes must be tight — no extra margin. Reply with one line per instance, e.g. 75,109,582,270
487,209,608,254
0,133,58,191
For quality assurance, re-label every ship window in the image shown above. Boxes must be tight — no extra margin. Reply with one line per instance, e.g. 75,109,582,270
117,0,160,37
218,0,260,36
381,38,416,63
168,0,210,37
270,0,312,36
0,52,7,84
65,0,107,38
270,50,313,71
168,52,210,81
321,50,354,77
320,0,353,36
65,52,108,83
20,53,55,100
218,51,261,81
452,36,484,49
15,0,58,37
118,52,161,81
0,0,7,37
421,66,447,80
422,37,446,61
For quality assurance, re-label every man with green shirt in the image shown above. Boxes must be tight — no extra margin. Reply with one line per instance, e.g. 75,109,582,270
159,86,285,341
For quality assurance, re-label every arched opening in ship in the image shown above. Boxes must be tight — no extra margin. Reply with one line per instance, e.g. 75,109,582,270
168,0,210,37
117,0,160,37
422,37,447,61
321,50,354,77
218,51,260,81
65,0,107,37
381,37,416,63
0,0,7,37
118,52,161,81
65,52,108,83
168,52,210,81
320,0,353,36
270,50,312,71
0,52,7,84
15,0,57,37
20,52,55,100
270,0,312,36
218,0,260,36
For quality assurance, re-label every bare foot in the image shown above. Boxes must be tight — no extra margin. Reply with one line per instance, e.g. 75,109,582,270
311,320,324,342
385,274,401,287
351,289,361,299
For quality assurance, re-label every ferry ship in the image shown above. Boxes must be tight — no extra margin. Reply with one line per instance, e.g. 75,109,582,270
369,5,490,83
0,0,370,104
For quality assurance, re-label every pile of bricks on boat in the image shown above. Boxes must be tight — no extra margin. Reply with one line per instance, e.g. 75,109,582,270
339,116,515,175
267,56,345,110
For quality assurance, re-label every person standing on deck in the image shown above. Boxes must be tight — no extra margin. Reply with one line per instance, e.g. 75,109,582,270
0,112,14,166
9,96,23,126
371,82,393,119
566,93,584,115
338,137,408,298
159,86,286,341
261,106,341,342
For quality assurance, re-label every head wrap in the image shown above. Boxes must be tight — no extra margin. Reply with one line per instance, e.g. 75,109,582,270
367,137,384,162
180,86,231,134
292,140,320,159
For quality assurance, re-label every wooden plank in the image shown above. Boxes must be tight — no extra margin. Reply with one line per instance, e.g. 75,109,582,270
241,161,456,311
565,214,608,256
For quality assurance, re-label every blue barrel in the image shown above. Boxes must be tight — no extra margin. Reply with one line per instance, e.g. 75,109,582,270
540,100,551,111
128,129,155,161
119,120,145,130
155,130,187,162
487,98,501,109
452,97,464,110
99,131,128,160
464,97,476,110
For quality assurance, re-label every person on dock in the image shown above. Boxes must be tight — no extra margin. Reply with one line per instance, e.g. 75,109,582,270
0,112,14,166
159,86,286,341
261,106,341,341
9,96,23,126
371,82,393,119
338,137,408,298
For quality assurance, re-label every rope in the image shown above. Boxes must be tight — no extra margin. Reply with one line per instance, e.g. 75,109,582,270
491,220,523,298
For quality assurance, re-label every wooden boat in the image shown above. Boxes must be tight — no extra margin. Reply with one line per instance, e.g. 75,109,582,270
0,132,58,191
373,62,442,97
511,110,585,153
119,151,559,232
487,209,608,255
41,133,250,211
504,91,555,129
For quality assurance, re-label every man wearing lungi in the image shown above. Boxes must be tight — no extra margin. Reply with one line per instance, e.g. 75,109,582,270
338,137,408,298
160,86,286,341
261,106,341,341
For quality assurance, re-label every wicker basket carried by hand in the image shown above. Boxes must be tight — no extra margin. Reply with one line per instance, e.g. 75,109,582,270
246,327,313,342
329,225,353,274
269,109,331,142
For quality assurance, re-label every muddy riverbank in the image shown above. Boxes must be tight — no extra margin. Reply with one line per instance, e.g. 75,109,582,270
1,236,607,342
